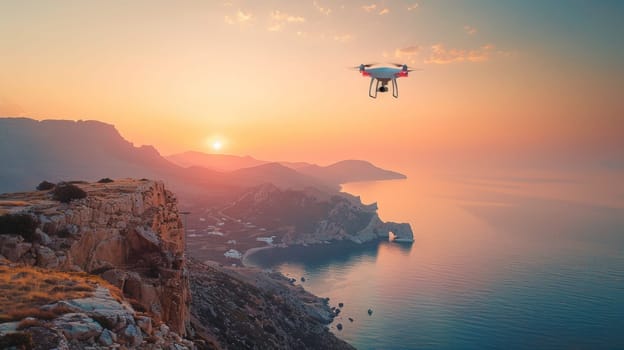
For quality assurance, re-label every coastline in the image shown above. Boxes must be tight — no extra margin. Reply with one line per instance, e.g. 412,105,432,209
241,245,276,267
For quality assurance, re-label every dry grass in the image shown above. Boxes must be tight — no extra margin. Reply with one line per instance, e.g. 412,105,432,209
0,265,122,322
0,201,30,206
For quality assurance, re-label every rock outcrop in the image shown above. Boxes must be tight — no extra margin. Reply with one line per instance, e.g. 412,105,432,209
224,183,414,245
189,260,355,350
0,179,191,344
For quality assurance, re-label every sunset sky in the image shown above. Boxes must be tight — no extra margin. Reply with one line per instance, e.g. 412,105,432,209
1,0,623,168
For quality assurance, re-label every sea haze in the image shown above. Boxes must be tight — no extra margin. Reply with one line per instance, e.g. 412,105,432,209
247,166,624,350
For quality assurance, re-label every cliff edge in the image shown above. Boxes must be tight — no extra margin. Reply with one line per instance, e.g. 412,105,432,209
0,179,192,348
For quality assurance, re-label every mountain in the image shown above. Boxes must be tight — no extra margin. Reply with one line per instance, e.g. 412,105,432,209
167,151,266,172
0,118,405,199
228,162,337,192
0,118,185,193
166,149,406,185
0,118,252,199
294,160,407,184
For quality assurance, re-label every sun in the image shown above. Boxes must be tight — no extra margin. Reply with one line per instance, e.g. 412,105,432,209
212,141,222,151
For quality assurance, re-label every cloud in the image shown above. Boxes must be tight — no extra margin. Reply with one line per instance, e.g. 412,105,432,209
407,3,419,11
333,34,353,43
464,25,477,35
379,8,390,15
394,46,420,62
425,43,497,64
267,10,305,32
313,1,332,15
224,10,253,24
362,4,377,12
267,23,282,32
271,10,305,23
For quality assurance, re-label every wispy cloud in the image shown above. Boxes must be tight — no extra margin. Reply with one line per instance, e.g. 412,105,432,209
313,1,332,15
268,10,305,32
333,34,353,43
271,11,305,23
426,43,496,64
407,3,419,11
224,10,253,25
395,46,420,63
464,25,477,35
379,8,390,15
362,4,377,12
267,23,282,32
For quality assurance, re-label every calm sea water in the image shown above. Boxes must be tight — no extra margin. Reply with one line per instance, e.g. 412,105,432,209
247,167,624,350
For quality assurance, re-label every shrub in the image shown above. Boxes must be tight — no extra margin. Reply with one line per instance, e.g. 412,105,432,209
36,181,55,191
97,177,114,183
52,183,87,203
0,213,39,242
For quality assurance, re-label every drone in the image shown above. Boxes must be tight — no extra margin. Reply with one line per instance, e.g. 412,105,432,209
352,63,419,98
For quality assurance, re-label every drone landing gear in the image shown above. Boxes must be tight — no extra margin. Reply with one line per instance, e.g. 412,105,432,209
368,78,399,98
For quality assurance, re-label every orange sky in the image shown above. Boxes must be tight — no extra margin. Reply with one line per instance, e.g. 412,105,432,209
1,1,623,168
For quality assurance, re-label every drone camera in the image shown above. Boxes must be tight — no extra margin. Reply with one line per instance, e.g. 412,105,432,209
378,86,388,92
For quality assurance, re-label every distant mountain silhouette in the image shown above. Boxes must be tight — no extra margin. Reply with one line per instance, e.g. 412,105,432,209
166,150,406,184
0,118,405,198
293,160,406,184
167,151,267,172
229,163,336,192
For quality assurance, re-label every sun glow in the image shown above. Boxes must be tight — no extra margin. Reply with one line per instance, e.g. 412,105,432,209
212,141,222,151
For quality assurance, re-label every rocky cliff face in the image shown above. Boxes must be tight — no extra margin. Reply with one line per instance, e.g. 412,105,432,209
0,179,191,342
224,183,414,244
189,260,355,350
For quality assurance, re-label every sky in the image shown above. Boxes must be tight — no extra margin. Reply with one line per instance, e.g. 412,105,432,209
1,0,623,168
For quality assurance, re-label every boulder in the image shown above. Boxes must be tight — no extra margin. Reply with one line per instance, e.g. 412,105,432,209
53,313,104,341
44,286,135,332
34,228,52,245
36,245,59,268
98,328,115,346
0,235,31,262
26,326,69,350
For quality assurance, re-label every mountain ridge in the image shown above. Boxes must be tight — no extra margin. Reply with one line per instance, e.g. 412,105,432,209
0,117,406,197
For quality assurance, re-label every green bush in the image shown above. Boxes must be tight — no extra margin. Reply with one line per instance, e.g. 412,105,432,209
97,177,114,183
0,213,39,242
52,183,87,203
36,181,55,191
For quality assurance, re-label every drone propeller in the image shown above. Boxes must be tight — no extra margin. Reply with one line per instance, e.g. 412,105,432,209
349,63,377,70
390,63,405,67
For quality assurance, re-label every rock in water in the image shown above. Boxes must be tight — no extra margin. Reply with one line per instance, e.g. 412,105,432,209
338,302,344,308
336,323,343,331
368,308,373,316
348,317,354,322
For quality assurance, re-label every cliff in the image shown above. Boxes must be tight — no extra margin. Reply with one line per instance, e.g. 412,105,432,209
0,179,192,348
0,179,358,349
224,183,414,245
189,260,355,350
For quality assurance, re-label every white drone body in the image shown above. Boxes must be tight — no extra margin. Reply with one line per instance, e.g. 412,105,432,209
354,63,417,98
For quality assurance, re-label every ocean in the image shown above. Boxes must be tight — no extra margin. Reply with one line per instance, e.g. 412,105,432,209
246,167,624,350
